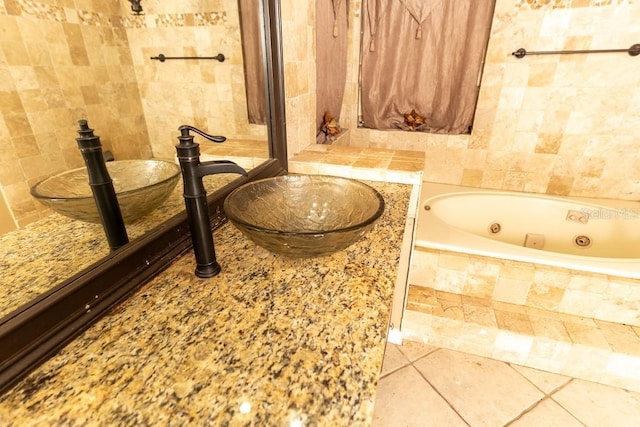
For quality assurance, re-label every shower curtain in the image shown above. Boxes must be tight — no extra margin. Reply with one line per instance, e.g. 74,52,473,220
360,0,495,134
239,0,267,125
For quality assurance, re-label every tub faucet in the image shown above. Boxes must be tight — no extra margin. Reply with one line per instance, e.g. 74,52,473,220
176,125,248,278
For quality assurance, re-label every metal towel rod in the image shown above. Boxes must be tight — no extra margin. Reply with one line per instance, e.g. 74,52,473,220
150,53,225,62
512,43,640,58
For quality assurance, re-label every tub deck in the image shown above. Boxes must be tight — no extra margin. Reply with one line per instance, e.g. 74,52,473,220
415,182,640,279
402,182,640,393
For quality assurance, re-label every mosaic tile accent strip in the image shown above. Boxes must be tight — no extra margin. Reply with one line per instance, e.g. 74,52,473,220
76,9,109,27
115,14,147,29
194,12,227,26
10,0,65,21
154,12,228,28
155,13,187,28
0,1,227,29
517,0,632,9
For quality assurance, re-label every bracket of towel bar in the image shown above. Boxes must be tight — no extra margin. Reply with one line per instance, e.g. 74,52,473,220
150,53,225,62
512,43,640,59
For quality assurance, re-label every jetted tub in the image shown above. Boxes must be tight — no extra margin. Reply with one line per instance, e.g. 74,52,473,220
415,182,640,279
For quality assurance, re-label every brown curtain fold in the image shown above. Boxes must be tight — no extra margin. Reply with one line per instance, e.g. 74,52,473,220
360,0,495,134
238,0,267,125
316,0,349,142
366,0,390,52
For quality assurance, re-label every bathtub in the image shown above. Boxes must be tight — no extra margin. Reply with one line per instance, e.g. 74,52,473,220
414,182,640,279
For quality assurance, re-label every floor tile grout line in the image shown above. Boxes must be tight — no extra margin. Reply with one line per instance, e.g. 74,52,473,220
409,347,582,427
377,344,412,380
504,363,588,426
377,343,441,380
396,343,441,364
501,396,550,427
409,352,472,427
545,380,591,427
501,394,587,427
375,343,640,426
377,360,411,380
506,362,573,396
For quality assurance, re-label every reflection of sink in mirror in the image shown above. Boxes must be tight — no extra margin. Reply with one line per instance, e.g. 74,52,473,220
30,160,180,224
223,175,385,257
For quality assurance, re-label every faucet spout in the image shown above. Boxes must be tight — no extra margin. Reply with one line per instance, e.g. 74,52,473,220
175,125,247,278
198,160,248,178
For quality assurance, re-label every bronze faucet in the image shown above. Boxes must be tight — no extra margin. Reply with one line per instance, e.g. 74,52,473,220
175,125,247,278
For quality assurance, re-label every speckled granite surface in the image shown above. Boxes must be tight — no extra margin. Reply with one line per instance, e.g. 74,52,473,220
0,174,239,319
0,181,412,426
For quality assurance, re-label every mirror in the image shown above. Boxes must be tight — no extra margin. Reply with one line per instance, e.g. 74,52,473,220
0,1,271,318
0,0,286,393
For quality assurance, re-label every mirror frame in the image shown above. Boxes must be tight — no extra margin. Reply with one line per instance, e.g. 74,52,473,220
0,0,287,394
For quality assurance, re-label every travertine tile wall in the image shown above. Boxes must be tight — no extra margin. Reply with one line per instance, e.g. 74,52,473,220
0,0,151,226
0,0,265,228
327,0,640,200
126,0,267,160
280,0,316,158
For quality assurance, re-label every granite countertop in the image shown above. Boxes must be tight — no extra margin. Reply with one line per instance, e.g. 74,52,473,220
0,180,412,426
0,173,239,319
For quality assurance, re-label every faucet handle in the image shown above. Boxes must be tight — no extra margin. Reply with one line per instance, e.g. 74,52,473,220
178,125,226,143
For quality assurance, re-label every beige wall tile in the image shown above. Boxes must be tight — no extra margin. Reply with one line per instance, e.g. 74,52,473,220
1,1,269,225
304,0,640,202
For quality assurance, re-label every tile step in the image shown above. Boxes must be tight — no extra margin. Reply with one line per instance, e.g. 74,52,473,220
401,286,640,393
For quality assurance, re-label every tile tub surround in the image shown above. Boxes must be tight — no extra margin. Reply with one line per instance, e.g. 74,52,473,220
0,181,412,426
403,247,640,393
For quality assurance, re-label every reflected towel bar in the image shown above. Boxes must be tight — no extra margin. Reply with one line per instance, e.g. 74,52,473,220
151,53,225,62
512,43,640,58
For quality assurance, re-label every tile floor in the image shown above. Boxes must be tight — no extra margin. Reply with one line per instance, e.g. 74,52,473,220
372,340,640,427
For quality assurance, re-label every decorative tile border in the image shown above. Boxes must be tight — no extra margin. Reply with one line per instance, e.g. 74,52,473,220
517,0,632,9
155,13,187,28
76,9,109,26
1,1,227,29
9,0,65,21
194,12,227,26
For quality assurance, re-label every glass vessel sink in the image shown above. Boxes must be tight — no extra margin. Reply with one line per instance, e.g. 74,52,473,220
223,175,385,257
31,159,180,223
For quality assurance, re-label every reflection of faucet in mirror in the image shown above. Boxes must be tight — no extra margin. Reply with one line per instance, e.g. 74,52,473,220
76,120,129,251
176,125,248,278
128,0,143,15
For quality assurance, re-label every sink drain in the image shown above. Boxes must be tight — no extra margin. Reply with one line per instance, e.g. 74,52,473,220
574,235,591,248
489,223,501,234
